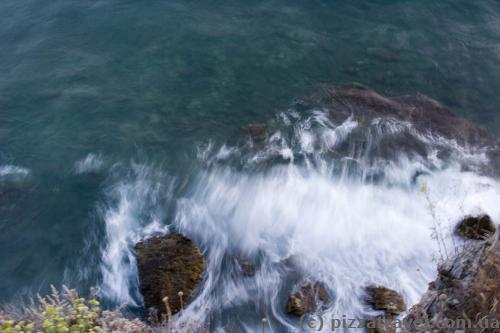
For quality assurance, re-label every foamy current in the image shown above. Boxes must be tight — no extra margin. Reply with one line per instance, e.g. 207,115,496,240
98,109,500,332
0,165,30,179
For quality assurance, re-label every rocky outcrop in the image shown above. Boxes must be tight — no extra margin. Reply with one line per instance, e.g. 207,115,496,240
456,214,496,240
286,281,331,316
364,286,406,333
135,232,205,316
404,229,500,332
365,286,406,316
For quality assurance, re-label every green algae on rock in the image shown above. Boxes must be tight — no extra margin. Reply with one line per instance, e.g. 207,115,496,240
135,232,205,315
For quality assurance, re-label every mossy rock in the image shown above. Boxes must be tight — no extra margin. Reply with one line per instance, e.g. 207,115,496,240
365,286,406,315
287,281,331,316
135,232,205,315
456,215,496,240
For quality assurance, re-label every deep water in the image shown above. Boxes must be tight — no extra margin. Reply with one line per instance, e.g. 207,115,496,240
2,1,500,331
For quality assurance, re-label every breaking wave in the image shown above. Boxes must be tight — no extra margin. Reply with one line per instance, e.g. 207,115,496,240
98,164,174,305
97,107,500,331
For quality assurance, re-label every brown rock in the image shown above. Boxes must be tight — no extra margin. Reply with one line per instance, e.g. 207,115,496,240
403,239,500,332
135,232,205,315
365,286,406,315
456,214,496,240
287,281,331,316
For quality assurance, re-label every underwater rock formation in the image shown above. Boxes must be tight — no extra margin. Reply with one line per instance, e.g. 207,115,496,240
241,123,267,141
304,84,500,176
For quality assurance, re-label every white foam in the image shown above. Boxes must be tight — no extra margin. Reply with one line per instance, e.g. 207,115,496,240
171,111,500,331
0,165,30,178
96,109,500,331
98,164,172,305
74,153,105,174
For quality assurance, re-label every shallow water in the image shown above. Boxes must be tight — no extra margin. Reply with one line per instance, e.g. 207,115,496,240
2,1,500,331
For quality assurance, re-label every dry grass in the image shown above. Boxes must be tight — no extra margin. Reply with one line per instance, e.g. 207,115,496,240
405,238,500,332
460,241,500,325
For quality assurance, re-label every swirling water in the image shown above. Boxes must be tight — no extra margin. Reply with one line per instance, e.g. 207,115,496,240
2,1,500,332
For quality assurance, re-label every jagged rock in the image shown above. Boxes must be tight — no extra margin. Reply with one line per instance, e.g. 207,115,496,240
403,240,500,332
456,214,496,240
365,286,406,315
241,123,267,141
286,281,331,316
135,232,205,315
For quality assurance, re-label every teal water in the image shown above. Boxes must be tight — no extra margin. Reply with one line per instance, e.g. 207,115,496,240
1,0,500,315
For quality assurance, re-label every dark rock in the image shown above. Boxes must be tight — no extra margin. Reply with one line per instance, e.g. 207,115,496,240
286,281,331,316
318,84,496,145
135,232,205,315
365,286,406,315
306,84,500,176
403,240,500,332
236,257,256,277
241,123,267,141
456,214,496,240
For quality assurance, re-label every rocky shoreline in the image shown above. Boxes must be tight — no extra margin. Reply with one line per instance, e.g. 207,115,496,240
132,86,500,331
3,86,499,333
135,214,498,332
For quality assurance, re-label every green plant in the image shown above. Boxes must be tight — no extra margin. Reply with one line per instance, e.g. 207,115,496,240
1,286,101,333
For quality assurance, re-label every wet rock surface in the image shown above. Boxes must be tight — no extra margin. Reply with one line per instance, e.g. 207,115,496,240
404,232,500,332
305,84,500,176
456,214,496,240
286,281,331,316
236,257,257,277
365,286,406,316
364,286,406,333
135,232,205,315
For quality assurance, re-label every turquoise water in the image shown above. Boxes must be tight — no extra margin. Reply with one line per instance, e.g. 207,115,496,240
2,0,500,317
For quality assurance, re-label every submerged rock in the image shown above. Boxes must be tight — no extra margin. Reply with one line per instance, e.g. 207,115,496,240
135,232,205,315
306,84,500,176
365,286,406,315
241,123,267,141
286,281,331,316
236,257,257,277
456,214,496,240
